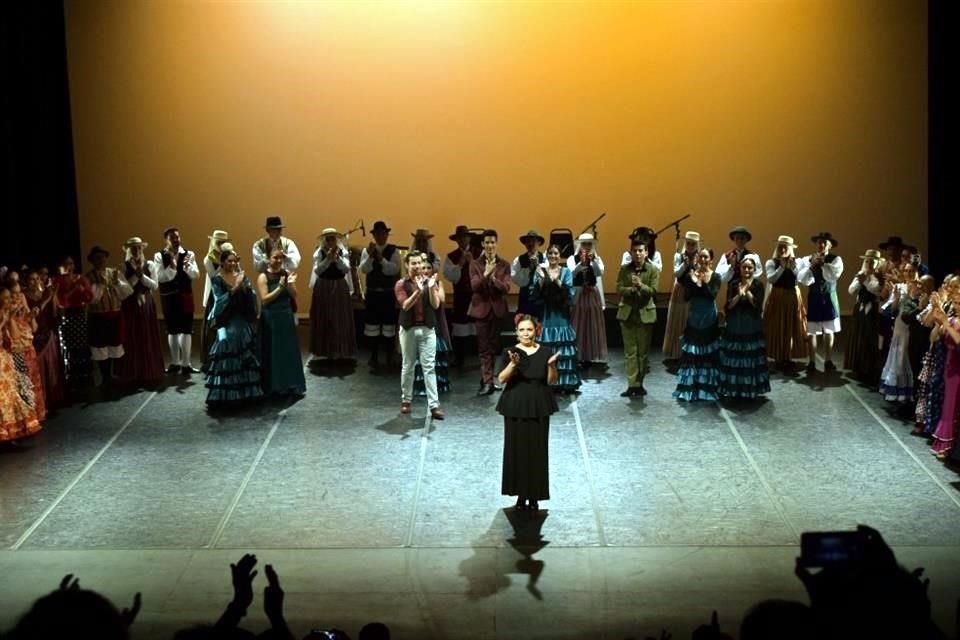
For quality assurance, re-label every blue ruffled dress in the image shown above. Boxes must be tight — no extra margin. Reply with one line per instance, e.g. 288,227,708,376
534,267,580,393
205,275,264,407
674,272,721,402
718,278,770,400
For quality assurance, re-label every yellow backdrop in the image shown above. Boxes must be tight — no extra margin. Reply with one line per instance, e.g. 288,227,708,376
64,0,927,314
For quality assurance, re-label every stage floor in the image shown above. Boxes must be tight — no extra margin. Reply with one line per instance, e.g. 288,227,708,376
1,348,959,639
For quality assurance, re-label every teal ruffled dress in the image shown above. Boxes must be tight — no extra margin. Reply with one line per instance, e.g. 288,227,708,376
205,275,264,407
718,278,770,400
674,272,721,402
534,267,580,393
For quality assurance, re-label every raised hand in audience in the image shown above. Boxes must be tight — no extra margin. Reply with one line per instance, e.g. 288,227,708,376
216,553,258,630
263,564,294,640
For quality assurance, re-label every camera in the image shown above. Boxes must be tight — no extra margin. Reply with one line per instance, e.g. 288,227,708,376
799,530,865,568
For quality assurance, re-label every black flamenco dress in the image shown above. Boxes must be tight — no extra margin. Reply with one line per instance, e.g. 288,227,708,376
496,347,559,501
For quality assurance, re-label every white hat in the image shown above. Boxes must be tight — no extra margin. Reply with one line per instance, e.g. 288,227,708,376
577,233,594,243
684,231,701,243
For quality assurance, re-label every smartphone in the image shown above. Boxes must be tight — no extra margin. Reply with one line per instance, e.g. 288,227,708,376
799,531,864,568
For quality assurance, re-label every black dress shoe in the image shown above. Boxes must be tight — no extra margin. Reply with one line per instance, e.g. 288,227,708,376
182,365,202,374
165,365,181,374
477,383,496,396
639,384,648,396
824,360,837,372
619,388,633,397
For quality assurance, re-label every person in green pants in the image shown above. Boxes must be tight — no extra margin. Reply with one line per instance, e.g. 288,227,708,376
616,238,661,397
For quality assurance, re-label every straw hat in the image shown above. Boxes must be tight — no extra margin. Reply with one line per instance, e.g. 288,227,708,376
577,233,595,243
859,248,883,261
684,231,701,243
208,230,230,242
319,227,343,238
776,235,797,247
123,237,148,249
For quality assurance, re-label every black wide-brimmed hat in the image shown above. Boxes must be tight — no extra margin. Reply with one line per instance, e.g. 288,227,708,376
87,245,110,262
519,229,545,245
811,231,838,247
449,225,470,241
728,226,752,241
265,216,284,229
372,220,391,233
878,236,904,250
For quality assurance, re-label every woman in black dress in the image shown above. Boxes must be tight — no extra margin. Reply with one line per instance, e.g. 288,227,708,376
496,314,559,511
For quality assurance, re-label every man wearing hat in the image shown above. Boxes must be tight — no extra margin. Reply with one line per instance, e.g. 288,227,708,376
154,227,201,374
117,237,165,384
511,230,546,317
443,225,481,367
253,216,301,274
86,245,133,386
616,235,660,396
359,220,402,369
798,232,844,372
620,227,663,271
717,226,761,301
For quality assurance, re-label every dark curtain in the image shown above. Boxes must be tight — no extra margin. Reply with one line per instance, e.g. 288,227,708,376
1,2,81,274
928,0,956,280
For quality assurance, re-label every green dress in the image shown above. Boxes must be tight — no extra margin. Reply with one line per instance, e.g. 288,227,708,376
260,272,306,396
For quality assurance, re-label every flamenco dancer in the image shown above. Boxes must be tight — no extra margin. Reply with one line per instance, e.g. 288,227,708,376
674,247,722,402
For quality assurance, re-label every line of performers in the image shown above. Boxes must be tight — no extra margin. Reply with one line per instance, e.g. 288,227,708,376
1,218,957,470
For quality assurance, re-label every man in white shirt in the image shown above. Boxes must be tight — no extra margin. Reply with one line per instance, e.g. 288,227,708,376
154,227,201,374
252,216,301,274
359,220,402,369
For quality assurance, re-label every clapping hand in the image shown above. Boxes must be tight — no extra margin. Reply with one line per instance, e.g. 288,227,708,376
547,353,559,367
426,275,437,289
536,266,546,281
230,553,258,612
263,564,286,627
286,273,297,287
507,349,521,366
57,574,141,627
484,259,496,277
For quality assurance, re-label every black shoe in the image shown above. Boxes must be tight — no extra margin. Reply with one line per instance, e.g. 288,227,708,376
165,365,181,375
477,383,495,396
639,384,648,396
182,365,202,374
620,388,632,397
806,361,817,374
824,360,837,372
528,500,539,512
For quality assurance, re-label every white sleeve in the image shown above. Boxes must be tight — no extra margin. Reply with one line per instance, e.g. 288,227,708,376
822,256,843,283
674,253,689,279
651,251,663,271
285,240,302,271
154,252,177,284
443,256,461,283
116,270,134,300
185,251,200,280
204,257,218,279
140,262,159,290
382,251,401,277
716,254,733,282
765,259,784,284
796,257,814,286
511,256,531,287
252,241,267,273
848,276,862,296
359,249,373,274
620,251,631,267
336,250,350,272
592,256,604,277
864,274,883,294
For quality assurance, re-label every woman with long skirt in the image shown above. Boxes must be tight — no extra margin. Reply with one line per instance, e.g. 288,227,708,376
762,235,808,371
662,232,700,363
309,228,357,362
930,284,960,460
52,255,93,391
200,231,231,371
879,263,919,403
257,248,306,397
533,244,580,394
674,248,722,402
116,237,165,386
567,233,607,369
844,250,886,385
0,286,42,444
24,270,65,411
496,315,559,512
718,258,770,400
205,250,263,408
5,277,46,422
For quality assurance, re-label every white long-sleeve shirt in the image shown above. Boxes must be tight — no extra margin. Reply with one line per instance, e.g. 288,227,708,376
716,249,762,283
797,255,844,287
359,245,401,278
153,247,200,284
252,236,301,273
311,245,353,295
764,257,800,285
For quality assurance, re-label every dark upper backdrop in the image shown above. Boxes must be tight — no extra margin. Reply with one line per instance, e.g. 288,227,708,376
3,1,956,314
